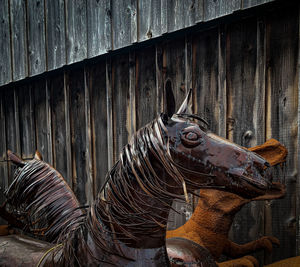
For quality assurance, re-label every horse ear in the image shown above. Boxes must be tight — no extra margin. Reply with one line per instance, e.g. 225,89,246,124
34,150,43,160
176,88,192,114
165,80,175,117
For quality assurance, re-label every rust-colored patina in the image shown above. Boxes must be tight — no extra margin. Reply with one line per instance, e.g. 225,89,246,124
166,139,287,267
0,90,282,266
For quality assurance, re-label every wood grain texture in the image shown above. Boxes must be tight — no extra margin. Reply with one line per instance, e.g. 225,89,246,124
88,62,109,195
0,89,8,220
106,58,114,170
0,161,8,224
27,0,46,76
193,27,224,137
0,90,7,222
84,67,93,202
111,54,130,160
18,85,35,160
297,3,300,257
164,0,197,33
265,7,299,263
138,0,161,42
112,0,137,50
4,88,20,183
0,90,7,161
65,0,87,64
45,0,66,70
87,0,112,57
155,45,164,114
217,25,227,138
136,45,157,129
128,52,136,135
204,0,241,21
0,0,12,85
242,0,274,9
1,0,282,88
162,39,187,111
50,72,72,185
10,0,27,81
68,68,92,205
226,17,266,263
33,79,52,164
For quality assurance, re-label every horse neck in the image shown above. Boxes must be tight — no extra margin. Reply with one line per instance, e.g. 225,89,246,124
97,158,175,249
189,189,250,236
56,157,174,266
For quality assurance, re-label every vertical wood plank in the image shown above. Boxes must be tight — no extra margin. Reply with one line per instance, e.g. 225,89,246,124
204,0,241,21
0,90,7,161
18,85,36,160
155,44,164,114
106,58,114,170
138,0,161,42
0,90,8,215
112,0,137,50
87,0,112,58
4,88,20,183
193,27,224,139
68,68,93,205
185,35,193,104
45,0,66,70
265,7,299,263
0,161,8,224
0,0,12,85
217,25,227,138
34,79,52,164
242,0,274,9
10,0,28,81
112,54,130,159
136,46,157,129
297,3,300,256
161,1,168,34
165,0,197,33
84,67,93,201
88,62,109,195
226,18,266,263
65,0,87,64
50,72,72,185
129,52,136,135
27,0,46,76
195,0,204,24
162,39,187,111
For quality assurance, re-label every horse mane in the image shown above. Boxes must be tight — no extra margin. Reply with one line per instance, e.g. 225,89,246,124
4,152,85,243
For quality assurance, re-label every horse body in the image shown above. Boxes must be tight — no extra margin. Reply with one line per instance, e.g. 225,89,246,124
0,90,280,266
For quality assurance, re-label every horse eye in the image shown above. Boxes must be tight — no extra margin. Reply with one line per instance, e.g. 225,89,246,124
181,131,202,147
185,132,198,140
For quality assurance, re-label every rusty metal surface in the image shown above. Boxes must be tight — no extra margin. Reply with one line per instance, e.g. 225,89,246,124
0,235,51,267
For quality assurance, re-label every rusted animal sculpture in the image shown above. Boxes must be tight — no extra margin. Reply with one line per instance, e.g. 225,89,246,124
166,139,287,267
0,90,283,266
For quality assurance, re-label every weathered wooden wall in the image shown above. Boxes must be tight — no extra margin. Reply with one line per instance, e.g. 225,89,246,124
0,1,299,265
0,0,276,87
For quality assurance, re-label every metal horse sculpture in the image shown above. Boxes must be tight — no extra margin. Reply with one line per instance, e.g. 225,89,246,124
0,89,277,266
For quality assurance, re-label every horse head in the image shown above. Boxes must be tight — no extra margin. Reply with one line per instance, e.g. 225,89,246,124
158,89,278,199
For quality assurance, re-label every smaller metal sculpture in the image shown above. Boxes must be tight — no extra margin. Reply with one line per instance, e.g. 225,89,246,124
166,139,287,267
